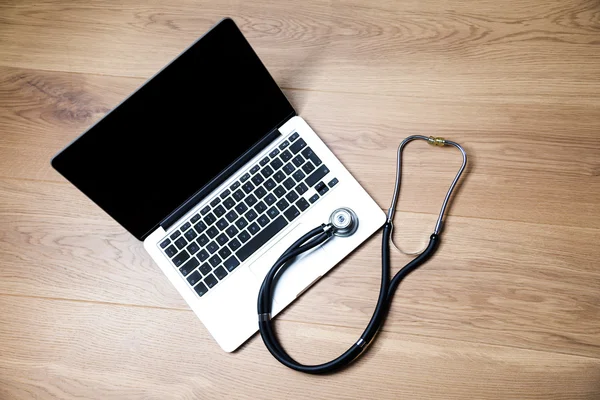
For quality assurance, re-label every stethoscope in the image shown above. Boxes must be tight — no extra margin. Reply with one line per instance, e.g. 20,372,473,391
258,135,467,374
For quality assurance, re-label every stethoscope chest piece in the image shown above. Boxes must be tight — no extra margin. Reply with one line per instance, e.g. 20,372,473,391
329,207,359,237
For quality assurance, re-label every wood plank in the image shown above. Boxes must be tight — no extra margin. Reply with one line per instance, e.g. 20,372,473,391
0,295,599,400
0,0,599,98
2,178,600,359
1,67,599,228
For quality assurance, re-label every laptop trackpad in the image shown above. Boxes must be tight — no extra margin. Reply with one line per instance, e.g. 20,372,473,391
248,223,330,314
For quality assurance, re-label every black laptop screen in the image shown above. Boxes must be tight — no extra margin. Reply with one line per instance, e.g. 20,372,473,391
51,19,295,240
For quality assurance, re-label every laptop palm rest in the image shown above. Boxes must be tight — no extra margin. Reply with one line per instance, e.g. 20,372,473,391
248,223,330,315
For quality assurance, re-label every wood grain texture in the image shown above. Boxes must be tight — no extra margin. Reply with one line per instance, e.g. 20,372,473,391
1,296,600,400
1,0,600,398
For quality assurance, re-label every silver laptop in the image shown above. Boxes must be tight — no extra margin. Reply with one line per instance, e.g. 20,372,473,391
51,18,385,352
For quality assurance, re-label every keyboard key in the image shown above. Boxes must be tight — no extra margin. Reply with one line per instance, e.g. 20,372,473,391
242,182,255,194
204,213,216,226
204,274,218,288
285,191,299,203
250,165,260,174
316,181,329,195
267,206,279,219
290,138,306,154
187,270,202,286
328,177,339,187
262,166,274,178
174,237,187,250
170,231,181,240
235,217,249,229
269,148,280,158
225,210,238,223
213,205,225,218
229,238,241,251
230,181,241,191
244,194,257,207
179,257,199,276
210,198,220,207
236,216,288,262
223,197,235,210
270,158,283,171
207,241,219,254
216,233,228,246
181,222,191,232
160,239,170,249
273,171,286,183
273,185,286,198
258,214,270,227
302,147,322,167
199,263,212,276
209,254,222,267
309,194,319,203
264,178,276,191
284,205,301,221
260,156,270,166
302,162,315,174
244,210,257,222
292,155,305,167
197,234,209,247
226,225,239,238
235,202,248,214
248,222,260,235
200,205,211,215
276,199,289,211
238,230,251,243
279,140,290,150
191,214,201,223
216,218,228,231
282,163,295,175
184,229,197,241
206,226,219,238
224,256,240,272
296,198,309,211
295,182,308,195
220,189,230,199
254,201,267,214
280,150,292,162
290,132,299,141
197,249,209,262
232,189,244,201
214,266,228,280
283,177,295,190
172,251,190,267
265,193,276,206
194,221,207,234
186,241,200,255
255,186,267,199
218,247,231,259
240,173,250,183
305,165,330,187
252,174,264,186
293,170,306,182
194,282,208,297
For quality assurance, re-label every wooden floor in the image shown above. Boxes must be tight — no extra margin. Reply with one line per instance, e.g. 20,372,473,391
1,0,600,398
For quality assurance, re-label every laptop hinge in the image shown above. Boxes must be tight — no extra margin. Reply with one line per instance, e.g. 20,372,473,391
158,112,295,234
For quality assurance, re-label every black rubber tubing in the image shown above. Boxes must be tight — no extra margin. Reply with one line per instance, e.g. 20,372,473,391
257,222,440,374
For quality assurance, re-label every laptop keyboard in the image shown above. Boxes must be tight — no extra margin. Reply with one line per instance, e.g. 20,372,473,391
157,132,339,297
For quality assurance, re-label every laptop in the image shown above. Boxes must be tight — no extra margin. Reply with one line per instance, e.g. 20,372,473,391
51,18,385,352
